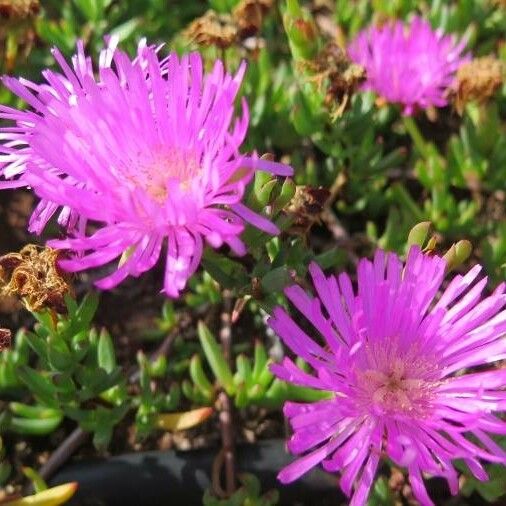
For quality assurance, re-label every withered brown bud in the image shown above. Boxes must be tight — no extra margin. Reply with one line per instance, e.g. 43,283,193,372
232,0,273,39
0,328,11,351
300,42,366,117
185,10,238,49
0,245,74,314
0,0,39,72
452,56,504,114
185,1,273,50
0,0,39,20
286,185,330,236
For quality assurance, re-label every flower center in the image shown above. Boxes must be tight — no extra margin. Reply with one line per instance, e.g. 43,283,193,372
124,148,200,203
355,348,439,418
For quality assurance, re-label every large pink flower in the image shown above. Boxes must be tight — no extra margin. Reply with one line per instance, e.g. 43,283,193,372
269,247,506,506
348,17,468,114
0,39,292,296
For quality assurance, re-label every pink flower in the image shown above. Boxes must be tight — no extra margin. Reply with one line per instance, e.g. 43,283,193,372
0,39,292,296
269,247,506,506
348,17,468,115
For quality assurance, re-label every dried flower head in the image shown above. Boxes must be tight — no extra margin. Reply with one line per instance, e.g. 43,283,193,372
0,245,73,313
0,328,11,351
233,0,273,39
0,0,38,71
0,0,39,20
285,185,330,237
185,10,238,49
0,40,292,297
185,1,273,49
451,56,504,114
302,42,365,117
269,247,506,506
348,17,469,115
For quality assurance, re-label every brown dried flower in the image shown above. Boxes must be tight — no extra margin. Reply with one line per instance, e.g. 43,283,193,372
0,245,73,314
0,0,39,20
0,328,11,351
185,1,273,49
452,56,504,114
232,0,273,39
301,42,366,117
185,10,238,49
286,185,330,237
0,0,39,72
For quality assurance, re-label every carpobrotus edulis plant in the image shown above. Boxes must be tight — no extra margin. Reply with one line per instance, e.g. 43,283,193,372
0,39,292,297
269,246,506,506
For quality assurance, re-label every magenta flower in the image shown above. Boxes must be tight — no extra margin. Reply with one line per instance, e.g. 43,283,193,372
0,39,292,297
268,247,506,506
348,17,468,115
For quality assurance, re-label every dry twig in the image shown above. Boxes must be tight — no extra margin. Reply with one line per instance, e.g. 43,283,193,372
212,291,236,497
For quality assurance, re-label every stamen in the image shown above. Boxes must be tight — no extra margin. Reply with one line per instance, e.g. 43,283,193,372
124,148,200,203
355,343,439,418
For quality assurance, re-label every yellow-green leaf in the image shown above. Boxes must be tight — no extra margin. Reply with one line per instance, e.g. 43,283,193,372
4,482,78,506
154,407,213,432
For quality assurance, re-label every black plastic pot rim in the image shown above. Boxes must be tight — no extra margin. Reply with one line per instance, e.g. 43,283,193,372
50,438,341,506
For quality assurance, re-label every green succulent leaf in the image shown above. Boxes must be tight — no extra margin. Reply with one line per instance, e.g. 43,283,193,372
198,322,235,395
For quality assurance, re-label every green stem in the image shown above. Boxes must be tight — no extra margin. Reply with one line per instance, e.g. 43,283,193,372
391,184,425,222
402,115,431,160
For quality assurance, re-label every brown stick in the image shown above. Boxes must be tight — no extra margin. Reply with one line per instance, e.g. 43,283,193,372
217,290,236,496
128,315,191,383
320,207,359,266
38,427,88,481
